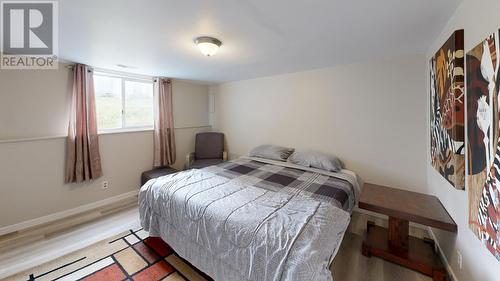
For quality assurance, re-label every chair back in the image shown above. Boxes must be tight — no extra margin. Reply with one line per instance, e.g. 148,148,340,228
195,132,224,160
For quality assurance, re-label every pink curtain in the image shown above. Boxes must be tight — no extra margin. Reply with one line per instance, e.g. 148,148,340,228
153,78,176,167
65,64,102,183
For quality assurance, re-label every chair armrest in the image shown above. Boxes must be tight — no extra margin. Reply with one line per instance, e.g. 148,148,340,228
185,152,195,169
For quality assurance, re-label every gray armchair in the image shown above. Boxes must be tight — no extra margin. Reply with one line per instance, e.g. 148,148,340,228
186,132,228,169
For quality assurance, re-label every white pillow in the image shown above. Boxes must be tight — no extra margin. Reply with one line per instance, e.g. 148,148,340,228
288,150,343,172
249,144,295,162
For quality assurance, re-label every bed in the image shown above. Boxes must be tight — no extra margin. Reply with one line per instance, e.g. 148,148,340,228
139,156,361,281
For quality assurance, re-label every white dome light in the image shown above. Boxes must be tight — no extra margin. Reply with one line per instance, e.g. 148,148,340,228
195,36,222,57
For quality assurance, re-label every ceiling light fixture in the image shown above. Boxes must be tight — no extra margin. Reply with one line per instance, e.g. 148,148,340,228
195,36,222,57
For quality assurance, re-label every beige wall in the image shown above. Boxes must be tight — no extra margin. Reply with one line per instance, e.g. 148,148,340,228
173,80,210,128
426,0,500,280
0,65,210,227
210,54,427,193
211,45,499,279
171,79,211,169
0,67,71,139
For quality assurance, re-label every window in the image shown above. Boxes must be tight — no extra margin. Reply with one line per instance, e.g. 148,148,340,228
94,72,154,132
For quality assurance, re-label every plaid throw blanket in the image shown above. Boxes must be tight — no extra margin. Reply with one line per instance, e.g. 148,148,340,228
203,157,356,212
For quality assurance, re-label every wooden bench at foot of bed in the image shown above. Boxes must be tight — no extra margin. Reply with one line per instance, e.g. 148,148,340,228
359,183,457,281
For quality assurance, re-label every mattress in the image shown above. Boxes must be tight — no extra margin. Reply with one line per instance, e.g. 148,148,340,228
139,156,360,281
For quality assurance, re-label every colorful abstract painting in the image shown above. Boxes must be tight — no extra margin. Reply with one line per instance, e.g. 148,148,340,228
467,30,500,262
430,30,465,190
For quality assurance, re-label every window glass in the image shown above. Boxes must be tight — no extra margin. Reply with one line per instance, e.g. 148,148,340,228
94,75,122,130
93,72,154,132
124,80,154,127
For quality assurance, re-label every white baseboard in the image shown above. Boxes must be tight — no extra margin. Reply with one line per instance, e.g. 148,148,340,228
0,190,139,236
427,227,458,281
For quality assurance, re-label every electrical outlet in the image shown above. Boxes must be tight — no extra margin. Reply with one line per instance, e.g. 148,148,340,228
457,249,462,269
102,181,109,189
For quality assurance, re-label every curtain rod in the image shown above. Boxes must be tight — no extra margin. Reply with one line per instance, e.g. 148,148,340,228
65,64,92,73
65,64,163,81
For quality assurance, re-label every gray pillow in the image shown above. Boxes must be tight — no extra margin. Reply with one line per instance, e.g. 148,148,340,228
288,150,343,172
249,145,295,162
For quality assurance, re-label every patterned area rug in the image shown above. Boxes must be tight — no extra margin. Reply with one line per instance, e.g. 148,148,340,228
5,229,212,281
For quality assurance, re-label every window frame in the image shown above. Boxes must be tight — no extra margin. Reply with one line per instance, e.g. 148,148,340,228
93,71,155,134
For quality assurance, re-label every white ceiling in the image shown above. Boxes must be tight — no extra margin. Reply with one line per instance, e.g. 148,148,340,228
59,0,462,82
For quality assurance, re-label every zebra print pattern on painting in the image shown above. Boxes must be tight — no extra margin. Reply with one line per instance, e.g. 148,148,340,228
477,161,499,259
467,30,500,262
429,29,465,190
430,66,456,178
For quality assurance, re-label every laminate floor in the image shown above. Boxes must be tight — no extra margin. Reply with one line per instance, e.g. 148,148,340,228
1,208,433,281
330,212,432,281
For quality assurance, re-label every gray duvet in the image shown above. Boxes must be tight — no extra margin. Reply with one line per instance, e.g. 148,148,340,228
139,157,359,281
